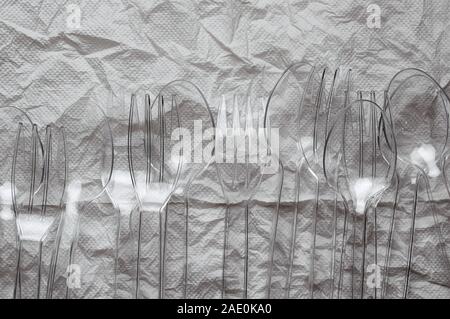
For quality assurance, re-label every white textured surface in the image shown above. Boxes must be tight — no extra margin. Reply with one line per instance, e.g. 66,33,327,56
0,0,450,299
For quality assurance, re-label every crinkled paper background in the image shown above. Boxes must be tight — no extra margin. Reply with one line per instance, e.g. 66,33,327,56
1,0,450,298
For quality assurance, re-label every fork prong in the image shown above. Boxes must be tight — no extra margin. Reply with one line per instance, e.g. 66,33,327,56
27,124,40,214
265,104,272,158
245,98,253,137
11,122,23,219
145,94,152,186
324,68,340,142
128,94,138,191
232,95,241,186
40,125,52,216
218,95,228,134
312,68,327,158
216,95,227,164
232,95,241,139
172,95,182,174
171,94,182,175
159,95,165,183
168,95,177,138
245,98,257,165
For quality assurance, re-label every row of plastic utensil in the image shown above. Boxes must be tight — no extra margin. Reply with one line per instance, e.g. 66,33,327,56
0,67,449,298
266,65,450,299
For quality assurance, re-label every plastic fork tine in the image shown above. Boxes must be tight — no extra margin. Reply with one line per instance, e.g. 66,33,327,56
216,96,227,164
168,96,173,138
11,123,21,219
128,94,137,190
265,105,272,157
345,70,353,101
258,98,270,161
27,124,40,214
232,95,241,186
313,68,327,158
168,95,177,138
159,95,165,183
40,125,52,216
232,95,242,162
232,95,241,139
172,95,181,133
245,99,254,141
245,99,257,164
145,94,152,186
218,96,228,135
259,98,266,131
324,68,340,141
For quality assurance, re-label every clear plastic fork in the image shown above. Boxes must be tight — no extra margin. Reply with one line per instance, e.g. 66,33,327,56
216,95,264,299
128,93,182,299
12,123,66,299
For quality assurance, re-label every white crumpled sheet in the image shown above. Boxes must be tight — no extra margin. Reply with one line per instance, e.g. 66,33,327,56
1,0,450,299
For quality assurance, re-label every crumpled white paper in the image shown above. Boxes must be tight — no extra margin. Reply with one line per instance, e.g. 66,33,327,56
1,0,450,298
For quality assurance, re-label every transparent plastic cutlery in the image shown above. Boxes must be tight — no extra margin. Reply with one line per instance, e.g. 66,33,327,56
128,93,182,299
384,68,450,298
323,97,397,299
12,123,66,299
